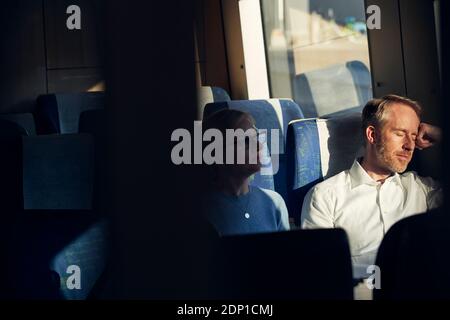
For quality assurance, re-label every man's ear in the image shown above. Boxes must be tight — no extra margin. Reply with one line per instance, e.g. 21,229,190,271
365,125,377,145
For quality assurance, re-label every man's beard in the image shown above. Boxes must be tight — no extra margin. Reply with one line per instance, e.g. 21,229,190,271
375,140,410,174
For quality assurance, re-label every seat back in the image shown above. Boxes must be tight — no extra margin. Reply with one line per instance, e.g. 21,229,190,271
374,209,450,299
214,228,353,299
197,86,231,120
0,113,36,135
204,99,304,201
293,61,372,118
287,113,364,224
22,134,95,210
35,92,105,134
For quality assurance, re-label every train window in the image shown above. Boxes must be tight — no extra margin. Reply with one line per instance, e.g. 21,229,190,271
261,0,373,117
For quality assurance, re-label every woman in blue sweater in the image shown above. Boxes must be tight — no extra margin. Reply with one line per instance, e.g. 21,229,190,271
201,109,289,236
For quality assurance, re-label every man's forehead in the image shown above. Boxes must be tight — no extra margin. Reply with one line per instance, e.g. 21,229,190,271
383,103,420,124
385,102,419,116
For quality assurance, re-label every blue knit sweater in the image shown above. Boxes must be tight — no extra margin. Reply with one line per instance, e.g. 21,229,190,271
202,186,290,236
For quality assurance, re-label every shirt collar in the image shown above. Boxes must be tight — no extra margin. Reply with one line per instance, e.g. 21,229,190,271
349,158,401,189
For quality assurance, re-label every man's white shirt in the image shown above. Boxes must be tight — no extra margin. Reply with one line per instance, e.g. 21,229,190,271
301,158,442,275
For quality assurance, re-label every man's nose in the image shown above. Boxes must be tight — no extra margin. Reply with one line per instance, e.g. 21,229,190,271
403,136,415,151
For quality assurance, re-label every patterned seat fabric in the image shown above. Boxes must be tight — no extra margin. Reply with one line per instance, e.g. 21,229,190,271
287,113,364,225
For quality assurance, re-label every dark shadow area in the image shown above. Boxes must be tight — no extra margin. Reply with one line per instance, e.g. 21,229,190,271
5,213,109,299
96,0,216,299
373,0,450,300
374,208,450,299
215,229,354,299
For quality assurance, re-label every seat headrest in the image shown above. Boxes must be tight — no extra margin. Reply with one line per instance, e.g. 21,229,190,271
0,118,28,137
204,99,304,154
36,92,105,134
293,61,372,118
197,86,231,120
0,113,36,136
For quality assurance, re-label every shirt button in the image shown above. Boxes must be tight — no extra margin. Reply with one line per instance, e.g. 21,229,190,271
244,213,250,219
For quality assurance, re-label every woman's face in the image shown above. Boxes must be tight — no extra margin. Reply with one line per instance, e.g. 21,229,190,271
227,115,262,177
